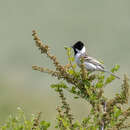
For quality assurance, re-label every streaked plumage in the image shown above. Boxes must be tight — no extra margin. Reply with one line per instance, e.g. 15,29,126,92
72,41,120,79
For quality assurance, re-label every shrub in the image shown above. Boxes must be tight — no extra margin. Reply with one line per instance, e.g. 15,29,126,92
0,107,50,130
32,31,130,130
31,30,130,130
1,30,130,130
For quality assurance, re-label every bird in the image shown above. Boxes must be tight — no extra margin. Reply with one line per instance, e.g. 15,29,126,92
71,41,120,79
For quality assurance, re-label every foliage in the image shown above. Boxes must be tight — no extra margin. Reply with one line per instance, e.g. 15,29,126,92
0,107,50,130
1,30,130,130
31,30,130,130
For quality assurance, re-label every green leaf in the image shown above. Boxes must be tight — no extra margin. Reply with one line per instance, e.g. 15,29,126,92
74,96,79,99
68,69,74,75
71,86,76,93
111,64,120,73
69,57,74,62
96,82,104,88
83,80,90,87
105,75,115,84
113,106,122,118
64,46,68,50
72,64,77,69
73,122,81,128
82,117,90,124
40,121,50,130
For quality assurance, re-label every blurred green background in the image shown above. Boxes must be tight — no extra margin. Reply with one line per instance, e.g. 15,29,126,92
0,0,130,129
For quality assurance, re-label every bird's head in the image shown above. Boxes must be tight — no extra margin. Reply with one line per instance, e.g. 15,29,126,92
72,41,86,55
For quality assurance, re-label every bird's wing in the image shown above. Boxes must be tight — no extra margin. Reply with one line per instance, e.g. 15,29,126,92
83,55,105,69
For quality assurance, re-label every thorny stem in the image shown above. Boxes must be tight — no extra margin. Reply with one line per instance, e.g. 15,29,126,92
66,48,76,74
32,112,42,130
32,30,130,130
57,88,73,129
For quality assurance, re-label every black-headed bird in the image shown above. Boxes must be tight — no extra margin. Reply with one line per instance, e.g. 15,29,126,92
72,41,120,79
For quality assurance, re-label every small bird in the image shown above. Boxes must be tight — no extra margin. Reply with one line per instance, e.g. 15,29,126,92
72,41,120,79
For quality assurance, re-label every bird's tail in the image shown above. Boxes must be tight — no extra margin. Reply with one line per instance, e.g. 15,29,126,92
104,70,120,79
